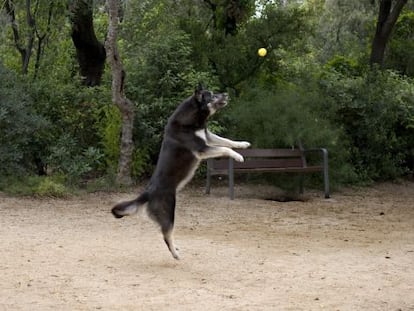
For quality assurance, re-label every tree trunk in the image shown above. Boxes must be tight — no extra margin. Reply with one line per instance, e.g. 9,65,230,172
369,0,407,66
105,0,134,186
69,0,106,86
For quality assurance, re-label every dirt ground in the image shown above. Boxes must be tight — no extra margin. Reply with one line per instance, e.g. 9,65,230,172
1,181,414,311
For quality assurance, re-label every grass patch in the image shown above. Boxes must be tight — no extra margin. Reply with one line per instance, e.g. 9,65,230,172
0,175,69,197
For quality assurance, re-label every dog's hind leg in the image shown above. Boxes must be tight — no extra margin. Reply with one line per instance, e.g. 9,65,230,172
163,226,180,260
147,194,180,260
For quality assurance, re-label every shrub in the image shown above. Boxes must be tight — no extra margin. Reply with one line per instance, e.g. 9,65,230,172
319,68,414,181
0,175,67,197
35,178,67,197
47,134,105,184
0,63,48,175
94,103,121,174
229,84,355,187
386,10,414,76
325,55,364,76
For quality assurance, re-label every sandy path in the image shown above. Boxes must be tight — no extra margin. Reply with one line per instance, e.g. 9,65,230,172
1,182,413,310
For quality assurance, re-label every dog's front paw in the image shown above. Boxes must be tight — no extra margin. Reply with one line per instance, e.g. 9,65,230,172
237,141,251,149
233,153,244,162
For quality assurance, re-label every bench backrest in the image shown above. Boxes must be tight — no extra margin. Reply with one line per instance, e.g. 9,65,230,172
209,148,306,170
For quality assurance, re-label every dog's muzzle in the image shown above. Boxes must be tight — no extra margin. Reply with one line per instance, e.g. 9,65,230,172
211,93,229,108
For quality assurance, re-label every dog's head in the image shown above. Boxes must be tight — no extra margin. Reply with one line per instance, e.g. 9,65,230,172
169,84,229,129
194,84,229,116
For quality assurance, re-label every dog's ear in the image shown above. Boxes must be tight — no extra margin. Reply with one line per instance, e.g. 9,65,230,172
196,82,204,92
194,83,204,102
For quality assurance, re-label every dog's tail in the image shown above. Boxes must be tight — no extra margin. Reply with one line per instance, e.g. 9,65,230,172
111,192,149,219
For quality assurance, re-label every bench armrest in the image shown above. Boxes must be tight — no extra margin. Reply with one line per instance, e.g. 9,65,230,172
302,147,328,155
303,147,328,163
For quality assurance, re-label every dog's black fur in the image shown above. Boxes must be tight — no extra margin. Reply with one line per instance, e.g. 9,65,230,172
111,85,250,259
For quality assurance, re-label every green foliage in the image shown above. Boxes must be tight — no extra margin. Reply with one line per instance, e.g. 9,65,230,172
0,1,68,76
47,134,105,184
313,0,376,62
229,83,355,185
29,73,112,182
94,104,121,172
82,174,118,193
319,68,414,181
387,10,414,76
204,3,311,89
325,55,365,76
131,147,151,178
0,63,47,175
231,86,332,147
0,175,67,197
35,177,67,197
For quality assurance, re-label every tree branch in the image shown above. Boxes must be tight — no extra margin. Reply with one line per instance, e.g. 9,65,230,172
380,0,407,38
4,0,25,55
4,0,37,74
370,0,408,66
33,2,54,78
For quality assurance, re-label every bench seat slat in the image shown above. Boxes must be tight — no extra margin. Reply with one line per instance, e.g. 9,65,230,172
210,158,303,169
234,159,304,169
236,148,302,157
210,165,324,175
210,158,304,170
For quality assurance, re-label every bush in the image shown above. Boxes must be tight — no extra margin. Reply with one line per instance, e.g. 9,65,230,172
0,175,67,197
386,10,414,76
93,103,121,174
229,84,355,187
319,68,414,181
27,76,112,183
35,178,67,197
47,134,105,184
0,63,48,175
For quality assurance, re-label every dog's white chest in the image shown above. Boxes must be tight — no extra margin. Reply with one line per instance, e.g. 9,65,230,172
195,129,207,142
177,160,201,191
175,130,206,191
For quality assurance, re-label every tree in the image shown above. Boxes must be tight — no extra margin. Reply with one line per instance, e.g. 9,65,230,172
3,0,55,76
69,0,106,86
370,0,408,66
386,10,414,75
105,0,134,185
313,0,376,62
203,0,255,36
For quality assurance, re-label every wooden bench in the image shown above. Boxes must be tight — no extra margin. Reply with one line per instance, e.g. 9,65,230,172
205,148,330,199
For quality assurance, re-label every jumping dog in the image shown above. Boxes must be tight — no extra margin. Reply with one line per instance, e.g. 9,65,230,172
111,85,250,259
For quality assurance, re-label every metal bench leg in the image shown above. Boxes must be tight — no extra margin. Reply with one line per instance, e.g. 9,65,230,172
324,170,330,198
322,149,330,198
206,160,211,194
299,174,304,195
229,158,234,200
206,172,211,195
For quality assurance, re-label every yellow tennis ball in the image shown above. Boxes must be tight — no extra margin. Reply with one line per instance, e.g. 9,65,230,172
258,48,267,57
